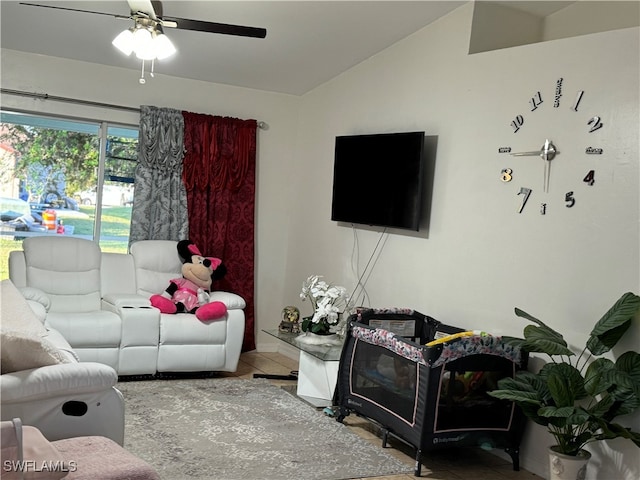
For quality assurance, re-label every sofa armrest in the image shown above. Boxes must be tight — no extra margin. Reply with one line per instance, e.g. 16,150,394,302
45,329,80,363
0,362,118,403
102,293,151,309
17,286,51,323
102,294,159,376
209,291,246,310
18,286,51,311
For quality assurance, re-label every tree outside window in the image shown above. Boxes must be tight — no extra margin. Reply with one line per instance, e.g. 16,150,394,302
0,111,138,280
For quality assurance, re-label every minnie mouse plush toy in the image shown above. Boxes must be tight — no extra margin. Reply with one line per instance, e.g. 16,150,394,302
150,240,228,322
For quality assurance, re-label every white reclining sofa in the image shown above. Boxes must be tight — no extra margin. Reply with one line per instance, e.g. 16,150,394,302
7,236,247,376
0,278,125,444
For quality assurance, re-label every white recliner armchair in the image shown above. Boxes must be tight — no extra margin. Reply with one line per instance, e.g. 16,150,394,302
0,279,124,445
9,236,123,368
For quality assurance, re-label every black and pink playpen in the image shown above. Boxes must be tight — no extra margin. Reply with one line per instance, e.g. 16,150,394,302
333,308,528,477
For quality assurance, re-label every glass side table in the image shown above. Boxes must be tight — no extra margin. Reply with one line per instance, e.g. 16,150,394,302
262,329,344,407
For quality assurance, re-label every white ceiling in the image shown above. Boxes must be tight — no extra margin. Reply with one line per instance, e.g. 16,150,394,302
0,1,573,95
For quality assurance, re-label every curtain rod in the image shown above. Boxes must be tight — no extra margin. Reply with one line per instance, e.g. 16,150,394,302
0,88,267,129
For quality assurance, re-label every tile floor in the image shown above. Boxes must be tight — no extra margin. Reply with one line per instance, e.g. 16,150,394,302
227,351,544,480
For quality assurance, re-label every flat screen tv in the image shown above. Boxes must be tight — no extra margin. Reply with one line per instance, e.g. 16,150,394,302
331,131,425,231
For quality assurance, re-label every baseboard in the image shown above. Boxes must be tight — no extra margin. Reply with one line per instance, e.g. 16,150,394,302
255,340,299,361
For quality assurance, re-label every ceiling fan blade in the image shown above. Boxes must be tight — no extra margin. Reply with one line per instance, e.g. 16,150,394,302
162,16,267,39
127,0,157,19
19,2,130,20
20,1,265,39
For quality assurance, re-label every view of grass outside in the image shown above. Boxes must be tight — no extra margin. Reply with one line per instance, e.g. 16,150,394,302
1,111,138,281
0,205,131,280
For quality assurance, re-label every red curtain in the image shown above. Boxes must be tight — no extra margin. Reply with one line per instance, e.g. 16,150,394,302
182,112,257,351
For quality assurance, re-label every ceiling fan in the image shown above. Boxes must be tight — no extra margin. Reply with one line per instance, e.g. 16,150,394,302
20,1,267,83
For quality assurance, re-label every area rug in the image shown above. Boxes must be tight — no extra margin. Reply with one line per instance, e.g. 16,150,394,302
117,378,412,480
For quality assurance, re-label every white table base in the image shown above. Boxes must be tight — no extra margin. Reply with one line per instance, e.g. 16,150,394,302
296,351,339,407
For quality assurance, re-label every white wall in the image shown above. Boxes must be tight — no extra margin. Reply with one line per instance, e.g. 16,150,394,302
0,49,300,352
282,4,639,480
2,2,639,477
543,1,640,41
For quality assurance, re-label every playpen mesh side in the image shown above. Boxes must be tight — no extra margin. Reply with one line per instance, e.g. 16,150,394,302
339,328,431,447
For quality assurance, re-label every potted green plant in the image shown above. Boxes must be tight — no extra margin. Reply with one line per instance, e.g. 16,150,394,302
489,292,640,480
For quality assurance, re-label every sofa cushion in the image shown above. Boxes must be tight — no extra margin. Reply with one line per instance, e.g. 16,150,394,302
159,314,227,345
22,237,102,313
101,252,138,297
0,280,70,374
1,331,69,374
46,311,122,349
1,280,48,334
130,240,183,298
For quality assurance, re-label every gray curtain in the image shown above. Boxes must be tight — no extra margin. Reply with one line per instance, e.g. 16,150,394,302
129,105,188,244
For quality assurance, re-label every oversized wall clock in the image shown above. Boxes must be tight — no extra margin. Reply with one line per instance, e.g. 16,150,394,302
498,77,604,215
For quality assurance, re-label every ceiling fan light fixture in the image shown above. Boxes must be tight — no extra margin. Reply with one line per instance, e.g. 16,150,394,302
153,32,176,60
132,26,152,44
133,27,155,60
112,28,135,56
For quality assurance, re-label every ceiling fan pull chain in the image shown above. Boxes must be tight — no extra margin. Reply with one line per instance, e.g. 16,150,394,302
150,59,155,78
139,59,146,84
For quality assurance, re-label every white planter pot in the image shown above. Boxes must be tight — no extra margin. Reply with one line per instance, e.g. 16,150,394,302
548,447,591,480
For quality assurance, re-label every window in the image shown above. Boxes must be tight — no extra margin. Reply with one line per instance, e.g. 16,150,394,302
0,111,138,280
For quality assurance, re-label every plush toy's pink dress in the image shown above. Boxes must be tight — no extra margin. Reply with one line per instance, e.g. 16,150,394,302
170,278,202,311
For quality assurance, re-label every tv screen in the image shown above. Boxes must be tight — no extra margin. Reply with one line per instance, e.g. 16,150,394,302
331,131,425,231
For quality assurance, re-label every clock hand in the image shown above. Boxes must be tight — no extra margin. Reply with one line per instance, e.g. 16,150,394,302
510,150,542,156
510,142,559,158
542,139,550,161
542,139,556,193
510,140,558,193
